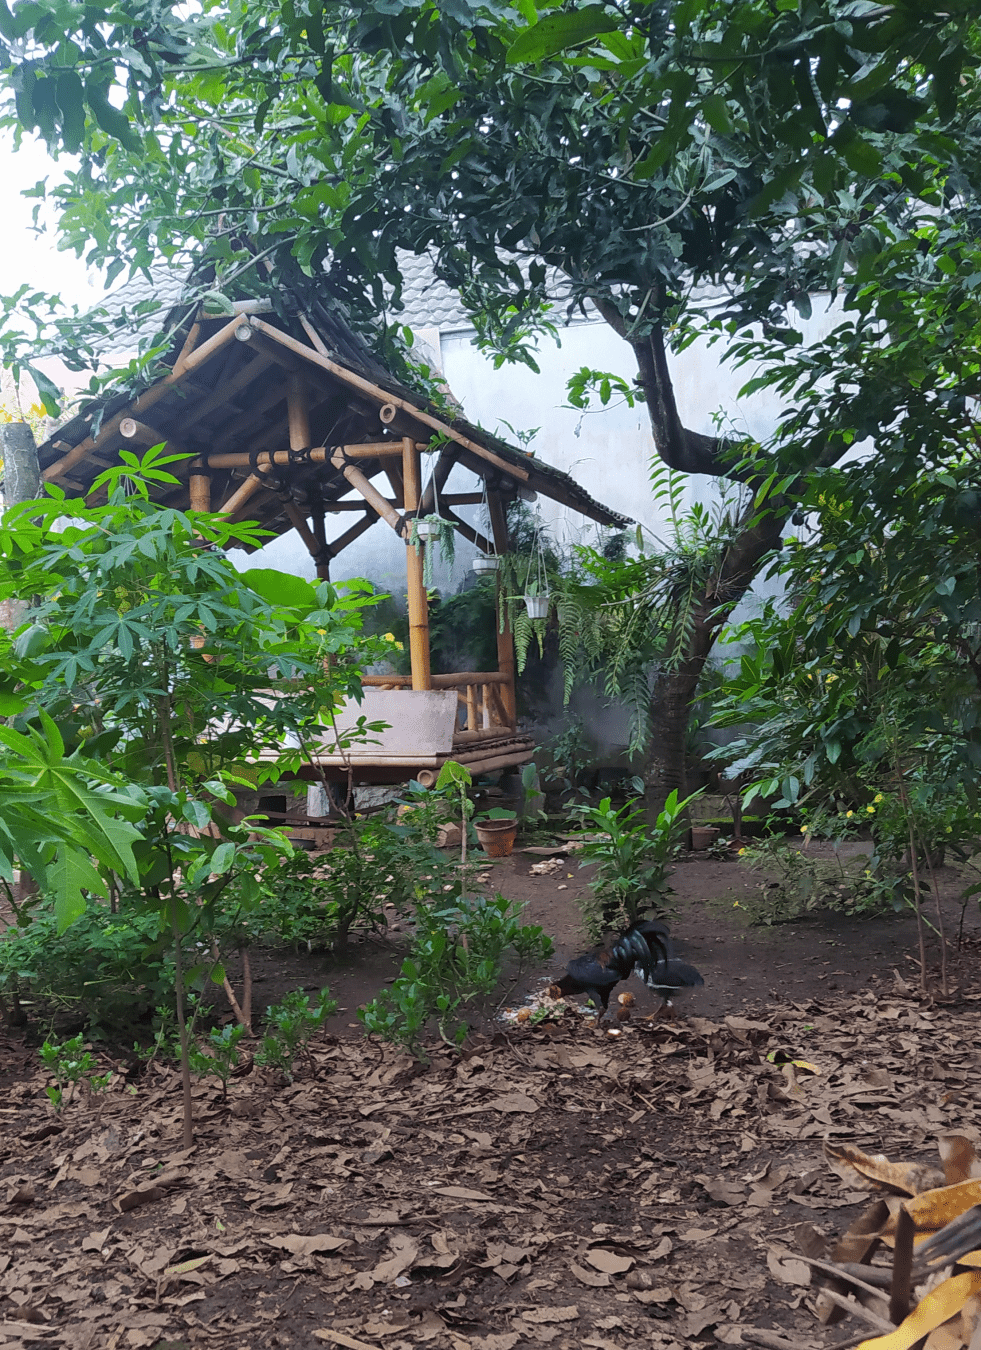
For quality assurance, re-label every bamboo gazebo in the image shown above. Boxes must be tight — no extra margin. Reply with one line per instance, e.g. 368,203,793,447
35,293,630,784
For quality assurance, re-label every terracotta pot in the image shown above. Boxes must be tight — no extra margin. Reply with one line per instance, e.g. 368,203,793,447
689,825,720,851
475,817,518,857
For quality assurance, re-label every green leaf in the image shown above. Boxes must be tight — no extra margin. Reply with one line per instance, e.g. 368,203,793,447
84,79,141,153
241,568,319,613
506,6,619,63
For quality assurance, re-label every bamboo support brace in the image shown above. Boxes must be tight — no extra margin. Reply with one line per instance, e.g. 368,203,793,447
220,475,262,516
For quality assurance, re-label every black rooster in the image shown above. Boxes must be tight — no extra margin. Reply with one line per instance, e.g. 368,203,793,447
548,921,670,1021
632,919,704,1018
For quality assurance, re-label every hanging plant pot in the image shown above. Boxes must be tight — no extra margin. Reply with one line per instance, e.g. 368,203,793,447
524,594,549,619
472,555,500,575
415,519,440,542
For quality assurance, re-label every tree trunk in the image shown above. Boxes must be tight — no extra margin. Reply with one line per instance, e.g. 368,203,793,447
590,301,800,800
1,423,42,904
0,422,41,634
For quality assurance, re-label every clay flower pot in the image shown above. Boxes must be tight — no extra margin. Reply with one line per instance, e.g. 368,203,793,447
689,825,721,851
475,816,518,857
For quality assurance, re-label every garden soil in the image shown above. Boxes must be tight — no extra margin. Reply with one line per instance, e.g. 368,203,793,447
1,844,980,1350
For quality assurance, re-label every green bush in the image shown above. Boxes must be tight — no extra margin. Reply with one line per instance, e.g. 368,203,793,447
0,904,175,1034
359,893,552,1056
570,789,698,938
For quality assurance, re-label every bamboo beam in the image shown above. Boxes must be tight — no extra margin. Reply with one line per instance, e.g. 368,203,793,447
362,671,507,688
43,316,244,483
283,501,324,563
202,441,404,470
242,317,531,482
402,436,431,691
488,490,517,727
219,475,262,516
180,352,274,432
213,381,290,451
174,321,202,373
120,418,192,458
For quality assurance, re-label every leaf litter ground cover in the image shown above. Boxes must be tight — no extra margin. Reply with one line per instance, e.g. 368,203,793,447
2,968,981,1350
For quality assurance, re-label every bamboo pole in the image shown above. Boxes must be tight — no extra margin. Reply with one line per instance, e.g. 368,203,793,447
283,501,324,562
466,684,478,731
43,316,243,483
189,473,211,512
286,372,311,450
329,451,403,532
362,671,507,687
487,490,517,727
174,321,201,373
402,436,431,691
202,442,404,470
243,317,532,481
219,475,262,516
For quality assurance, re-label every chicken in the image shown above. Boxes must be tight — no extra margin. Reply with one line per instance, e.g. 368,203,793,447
642,958,705,1019
548,921,669,1021
631,919,704,1019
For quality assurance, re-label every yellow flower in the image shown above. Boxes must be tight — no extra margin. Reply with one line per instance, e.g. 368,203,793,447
866,805,875,814
874,793,883,804
383,631,396,641
733,900,742,908
316,628,326,635
738,848,746,855
846,810,854,819
800,825,808,833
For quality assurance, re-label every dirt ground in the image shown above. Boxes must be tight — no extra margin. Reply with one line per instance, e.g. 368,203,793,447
1,844,981,1350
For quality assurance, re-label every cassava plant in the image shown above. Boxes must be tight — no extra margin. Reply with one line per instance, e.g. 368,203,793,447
0,447,394,1144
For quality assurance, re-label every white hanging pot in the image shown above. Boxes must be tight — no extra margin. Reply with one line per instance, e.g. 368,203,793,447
415,519,439,542
472,555,499,575
524,594,549,619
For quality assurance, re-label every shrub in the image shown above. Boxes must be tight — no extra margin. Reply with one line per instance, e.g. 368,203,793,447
359,893,552,1056
570,789,698,938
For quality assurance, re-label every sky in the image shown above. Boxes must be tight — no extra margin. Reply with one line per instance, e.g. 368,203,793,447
0,133,101,311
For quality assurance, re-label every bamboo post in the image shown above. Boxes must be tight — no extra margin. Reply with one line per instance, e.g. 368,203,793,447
487,490,517,727
189,471,211,512
466,684,478,731
402,436,431,690
286,372,311,450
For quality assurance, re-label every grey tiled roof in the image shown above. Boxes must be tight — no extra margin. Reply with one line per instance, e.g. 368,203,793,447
394,253,474,332
83,263,192,355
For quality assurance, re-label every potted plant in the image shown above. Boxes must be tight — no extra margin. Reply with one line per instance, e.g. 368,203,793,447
409,514,456,585
475,807,519,858
472,554,500,576
523,582,549,620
